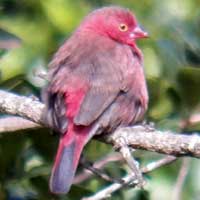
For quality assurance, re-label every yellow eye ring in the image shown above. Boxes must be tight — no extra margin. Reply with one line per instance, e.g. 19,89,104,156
119,23,128,32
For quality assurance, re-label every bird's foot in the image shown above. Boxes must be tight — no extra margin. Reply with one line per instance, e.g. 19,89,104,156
114,135,145,188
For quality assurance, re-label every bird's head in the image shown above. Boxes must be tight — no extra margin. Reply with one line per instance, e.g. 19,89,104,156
79,6,148,47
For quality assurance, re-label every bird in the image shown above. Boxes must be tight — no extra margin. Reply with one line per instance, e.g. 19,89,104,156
43,6,149,194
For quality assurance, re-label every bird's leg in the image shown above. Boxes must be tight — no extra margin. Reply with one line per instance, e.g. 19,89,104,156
141,120,155,131
114,135,145,188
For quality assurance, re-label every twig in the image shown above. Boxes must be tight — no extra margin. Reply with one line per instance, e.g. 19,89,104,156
0,89,200,158
172,158,190,200
81,155,178,200
80,157,124,184
75,154,176,185
180,113,200,129
74,152,123,184
81,174,135,200
142,155,177,173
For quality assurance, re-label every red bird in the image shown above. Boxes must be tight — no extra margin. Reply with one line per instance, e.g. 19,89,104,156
43,6,148,194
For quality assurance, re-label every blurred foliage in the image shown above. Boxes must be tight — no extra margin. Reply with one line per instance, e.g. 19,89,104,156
0,0,200,199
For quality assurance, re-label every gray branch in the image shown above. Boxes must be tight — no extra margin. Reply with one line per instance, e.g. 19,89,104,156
0,116,41,133
0,89,200,158
0,90,45,125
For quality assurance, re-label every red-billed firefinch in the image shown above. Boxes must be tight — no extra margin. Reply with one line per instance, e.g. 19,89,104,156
43,6,148,194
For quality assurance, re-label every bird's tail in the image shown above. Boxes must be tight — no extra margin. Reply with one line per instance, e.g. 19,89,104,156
49,124,90,194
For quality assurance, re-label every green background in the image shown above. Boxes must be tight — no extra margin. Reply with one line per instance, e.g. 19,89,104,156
0,0,200,199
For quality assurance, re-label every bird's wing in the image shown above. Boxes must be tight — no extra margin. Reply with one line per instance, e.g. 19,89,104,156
74,47,129,126
44,38,135,129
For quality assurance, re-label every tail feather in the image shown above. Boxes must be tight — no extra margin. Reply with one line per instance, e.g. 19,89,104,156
49,125,90,194
50,140,76,194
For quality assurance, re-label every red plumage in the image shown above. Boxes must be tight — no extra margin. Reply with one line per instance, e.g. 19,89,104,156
43,6,149,194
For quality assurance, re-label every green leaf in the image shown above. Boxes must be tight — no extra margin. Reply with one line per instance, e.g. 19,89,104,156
177,67,200,109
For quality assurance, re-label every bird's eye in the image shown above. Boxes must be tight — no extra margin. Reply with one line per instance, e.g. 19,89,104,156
119,23,128,32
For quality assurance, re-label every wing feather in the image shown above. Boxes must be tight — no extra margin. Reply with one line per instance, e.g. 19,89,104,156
43,37,136,130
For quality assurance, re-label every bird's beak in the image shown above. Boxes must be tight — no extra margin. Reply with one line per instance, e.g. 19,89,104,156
130,25,149,40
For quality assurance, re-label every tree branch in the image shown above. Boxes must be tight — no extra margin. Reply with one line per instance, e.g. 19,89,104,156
104,126,200,158
0,116,41,133
0,90,45,125
0,89,200,158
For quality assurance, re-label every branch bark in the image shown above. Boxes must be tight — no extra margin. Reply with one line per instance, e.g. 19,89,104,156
0,90,45,125
0,89,200,158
